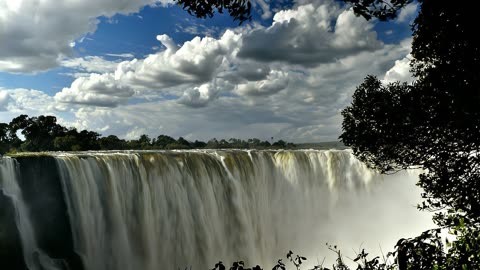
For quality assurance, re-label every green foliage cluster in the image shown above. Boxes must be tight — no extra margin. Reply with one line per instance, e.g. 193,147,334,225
175,0,251,24
344,0,413,21
0,115,294,154
340,0,480,269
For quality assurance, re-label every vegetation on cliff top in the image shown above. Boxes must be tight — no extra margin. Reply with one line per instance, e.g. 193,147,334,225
0,115,295,154
0,114,296,154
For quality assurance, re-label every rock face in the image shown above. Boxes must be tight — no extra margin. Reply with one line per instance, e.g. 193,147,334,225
0,150,433,270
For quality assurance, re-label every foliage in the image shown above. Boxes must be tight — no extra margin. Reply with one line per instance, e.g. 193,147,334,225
341,0,480,224
342,0,413,21
0,115,295,154
175,0,251,24
210,249,399,270
340,1,480,269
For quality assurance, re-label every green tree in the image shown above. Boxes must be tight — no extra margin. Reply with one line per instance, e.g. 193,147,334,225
176,137,192,148
9,115,67,151
154,135,176,149
53,135,80,151
192,140,207,148
207,138,219,148
0,123,11,154
138,134,152,149
340,1,480,269
99,135,126,150
272,140,286,148
341,1,480,225
75,130,101,150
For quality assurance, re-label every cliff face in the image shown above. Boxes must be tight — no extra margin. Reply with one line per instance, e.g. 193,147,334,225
0,150,432,270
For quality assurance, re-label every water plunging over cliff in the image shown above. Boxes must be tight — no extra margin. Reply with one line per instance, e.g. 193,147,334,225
0,150,433,270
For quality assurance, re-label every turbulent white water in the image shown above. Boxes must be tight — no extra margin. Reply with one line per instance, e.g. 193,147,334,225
0,150,434,270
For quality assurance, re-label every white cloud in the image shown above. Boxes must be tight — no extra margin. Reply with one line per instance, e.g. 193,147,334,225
105,53,135,58
61,56,122,74
238,2,382,66
116,31,240,90
0,91,11,111
235,70,290,96
383,55,413,83
397,2,418,23
0,88,61,124
54,30,241,106
55,1,385,108
0,1,414,143
178,82,222,107
0,0,172,73
55,74,134,107
60,39,410,142
252,0,273,19
175,23,221,37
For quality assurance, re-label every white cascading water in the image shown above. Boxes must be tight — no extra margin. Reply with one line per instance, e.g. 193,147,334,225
1,150,434,270
0,158,62,270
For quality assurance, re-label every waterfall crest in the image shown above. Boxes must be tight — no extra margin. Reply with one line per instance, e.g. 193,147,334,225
0,150,433,270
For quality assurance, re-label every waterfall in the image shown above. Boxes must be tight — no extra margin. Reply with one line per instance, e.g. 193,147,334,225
0,158,62,270
0,150,434,270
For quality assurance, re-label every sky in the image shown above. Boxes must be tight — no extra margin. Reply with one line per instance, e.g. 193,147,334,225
0,0,417,143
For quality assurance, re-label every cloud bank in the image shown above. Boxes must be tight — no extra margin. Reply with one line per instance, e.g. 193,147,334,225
0,0,412,142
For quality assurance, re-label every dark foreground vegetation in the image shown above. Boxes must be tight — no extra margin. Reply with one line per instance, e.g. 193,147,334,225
0,115,295,154
177,0,480,269
209,249,398,270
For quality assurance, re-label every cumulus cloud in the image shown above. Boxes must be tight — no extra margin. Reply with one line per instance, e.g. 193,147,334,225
0,88,61,124
58,39,410,142
0,91,11,111
1,36,410,142
221,61,272,83
54,1,385,108
383,55,413,83
0,0,171,73
0,1,415,142
238,2,382,66
235,70,290,96
54,30,240,106
117,31,240,89
55,74,134,107
178,82,223,107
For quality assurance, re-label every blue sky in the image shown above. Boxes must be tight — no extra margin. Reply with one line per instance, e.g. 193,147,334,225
0,0,416,142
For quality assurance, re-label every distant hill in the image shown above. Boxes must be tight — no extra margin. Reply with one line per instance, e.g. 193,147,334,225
294,141,348,150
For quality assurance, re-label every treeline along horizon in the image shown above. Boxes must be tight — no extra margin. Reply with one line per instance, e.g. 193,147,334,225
0,115,295,154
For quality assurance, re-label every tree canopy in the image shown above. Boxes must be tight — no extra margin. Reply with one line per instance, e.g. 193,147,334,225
0,115,294,154
341,1,480,268
341,0,480,224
